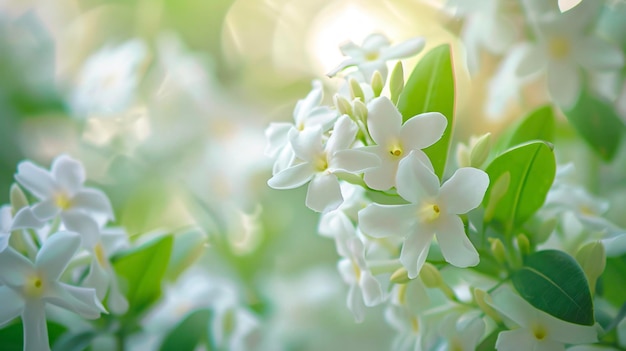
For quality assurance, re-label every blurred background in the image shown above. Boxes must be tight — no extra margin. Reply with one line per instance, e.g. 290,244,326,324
1,0,626,350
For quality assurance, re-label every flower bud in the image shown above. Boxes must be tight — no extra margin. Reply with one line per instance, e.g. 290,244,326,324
371,71,384,98
353,99,368,123
470,133,491,168
10,183,28,216
390,267,411,284
390,61,404,104
419,262,443,288
488,238,507,264
516,234,531,256
575,241,606,295
456,142,471,168
349,78,365,102
334,94,353,117
473,288,501,322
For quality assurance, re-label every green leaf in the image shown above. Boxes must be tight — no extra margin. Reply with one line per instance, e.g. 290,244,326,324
52,330,97,351
496,105,555,151
397,44,455,179
512,250,594,326
483,141,556,235
113,235,173,316
0,320,66,351
599,254,626,307
159,309,212,351
564,87,625,161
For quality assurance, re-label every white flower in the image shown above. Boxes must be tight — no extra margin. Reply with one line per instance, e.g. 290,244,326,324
327,33,425,81
265,80,338,174
362,97,447,191
0,231,106,351
12,155,114,248
0,205,13,251
337,235,384,322
268,115,379,212
489,286,597,351
517,5,624,107
70,39,147,118
210,287,260,351
559,0,583,12
359,151,489,278
437,313,485,351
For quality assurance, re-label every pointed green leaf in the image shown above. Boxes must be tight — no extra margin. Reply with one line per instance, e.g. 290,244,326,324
496,105,555,152
564,87,625,161
483,141,556,235
397,44,455,179
513,250,594,326
160,309,213,351
113,235,173,315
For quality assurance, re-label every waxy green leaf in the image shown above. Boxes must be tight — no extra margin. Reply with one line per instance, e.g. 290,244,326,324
497,105,555,151
397,44,455,179
483,141,556,234
513,250,594,326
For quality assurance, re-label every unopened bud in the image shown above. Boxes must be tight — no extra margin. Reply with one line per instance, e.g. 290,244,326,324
390,267,411,284
576,241,606,295
456,143,471,168
470,133,491,168
10,184,28,216
371,71,384,98
516,234,531,256
488,238,507,264
419,263,443,288
390,62,404,104
349,78,365,101
473,288,501,322
334,94,353,117
353,99,368,123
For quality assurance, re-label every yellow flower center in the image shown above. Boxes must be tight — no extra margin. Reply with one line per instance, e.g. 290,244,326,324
352,260,362,281
418,203,440,222
548,36,570,59
24,273,45,298
532,324,547,340
389,142,403,157
314,154,329,172
411,316,419,333
94,243,109,268
449,338,464,351
55,192,72,210
398,283,408,305
364,51,380,61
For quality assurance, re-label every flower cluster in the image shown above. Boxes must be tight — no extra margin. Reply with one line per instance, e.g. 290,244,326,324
0,155,126,351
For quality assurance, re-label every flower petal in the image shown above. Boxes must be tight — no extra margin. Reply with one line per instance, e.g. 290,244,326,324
44,282,106,319
267,163,315,190
517,43,546,76
36,231,81,280
51,155,86,196
380,37,425,61
0,247,34,286
396,151,439,203
71,188,115,220
331,149,380,173
15,161,56,200
495,329,536,351
22,301,50,351
31,198,60,221
367,97,402,145
83,258,109,300
435,215,479,268
400,112,448,151
358,203,417,239
289,126,323,162
10,207,45,230
547,60,581,108
327,58,359,77
0,286,23,326
401,229,434,279
305,173,342,213
347,284,365,323
61,212,100,249
264,122,292,156
363,148,398,191
294,80,324,122
326,115,357,153
362,33,390,52
438,167,489,214
574,37,624,71
360,271,383,306
338,258,356,284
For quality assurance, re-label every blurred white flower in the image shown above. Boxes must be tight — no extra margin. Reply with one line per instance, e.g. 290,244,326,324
337,235,384,322
12,155,114,248
359,151,489,278
489,286,597,351
0,231,105,351
517,5,624,107
327,33,425,81
559,0,583,12
0,205,13,251
362,97,447,191
70,39,147,118
268,115,379,213
436,313,485,351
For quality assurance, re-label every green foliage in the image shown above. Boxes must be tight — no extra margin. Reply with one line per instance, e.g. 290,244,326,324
599,254,626,307
0,320,66,351
512,250,594,326
397,44,455,179
496,105,555,152
159,309,213,351
51,330,97,351
483,141,556,235
113,235,174,316
564,87,625,161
